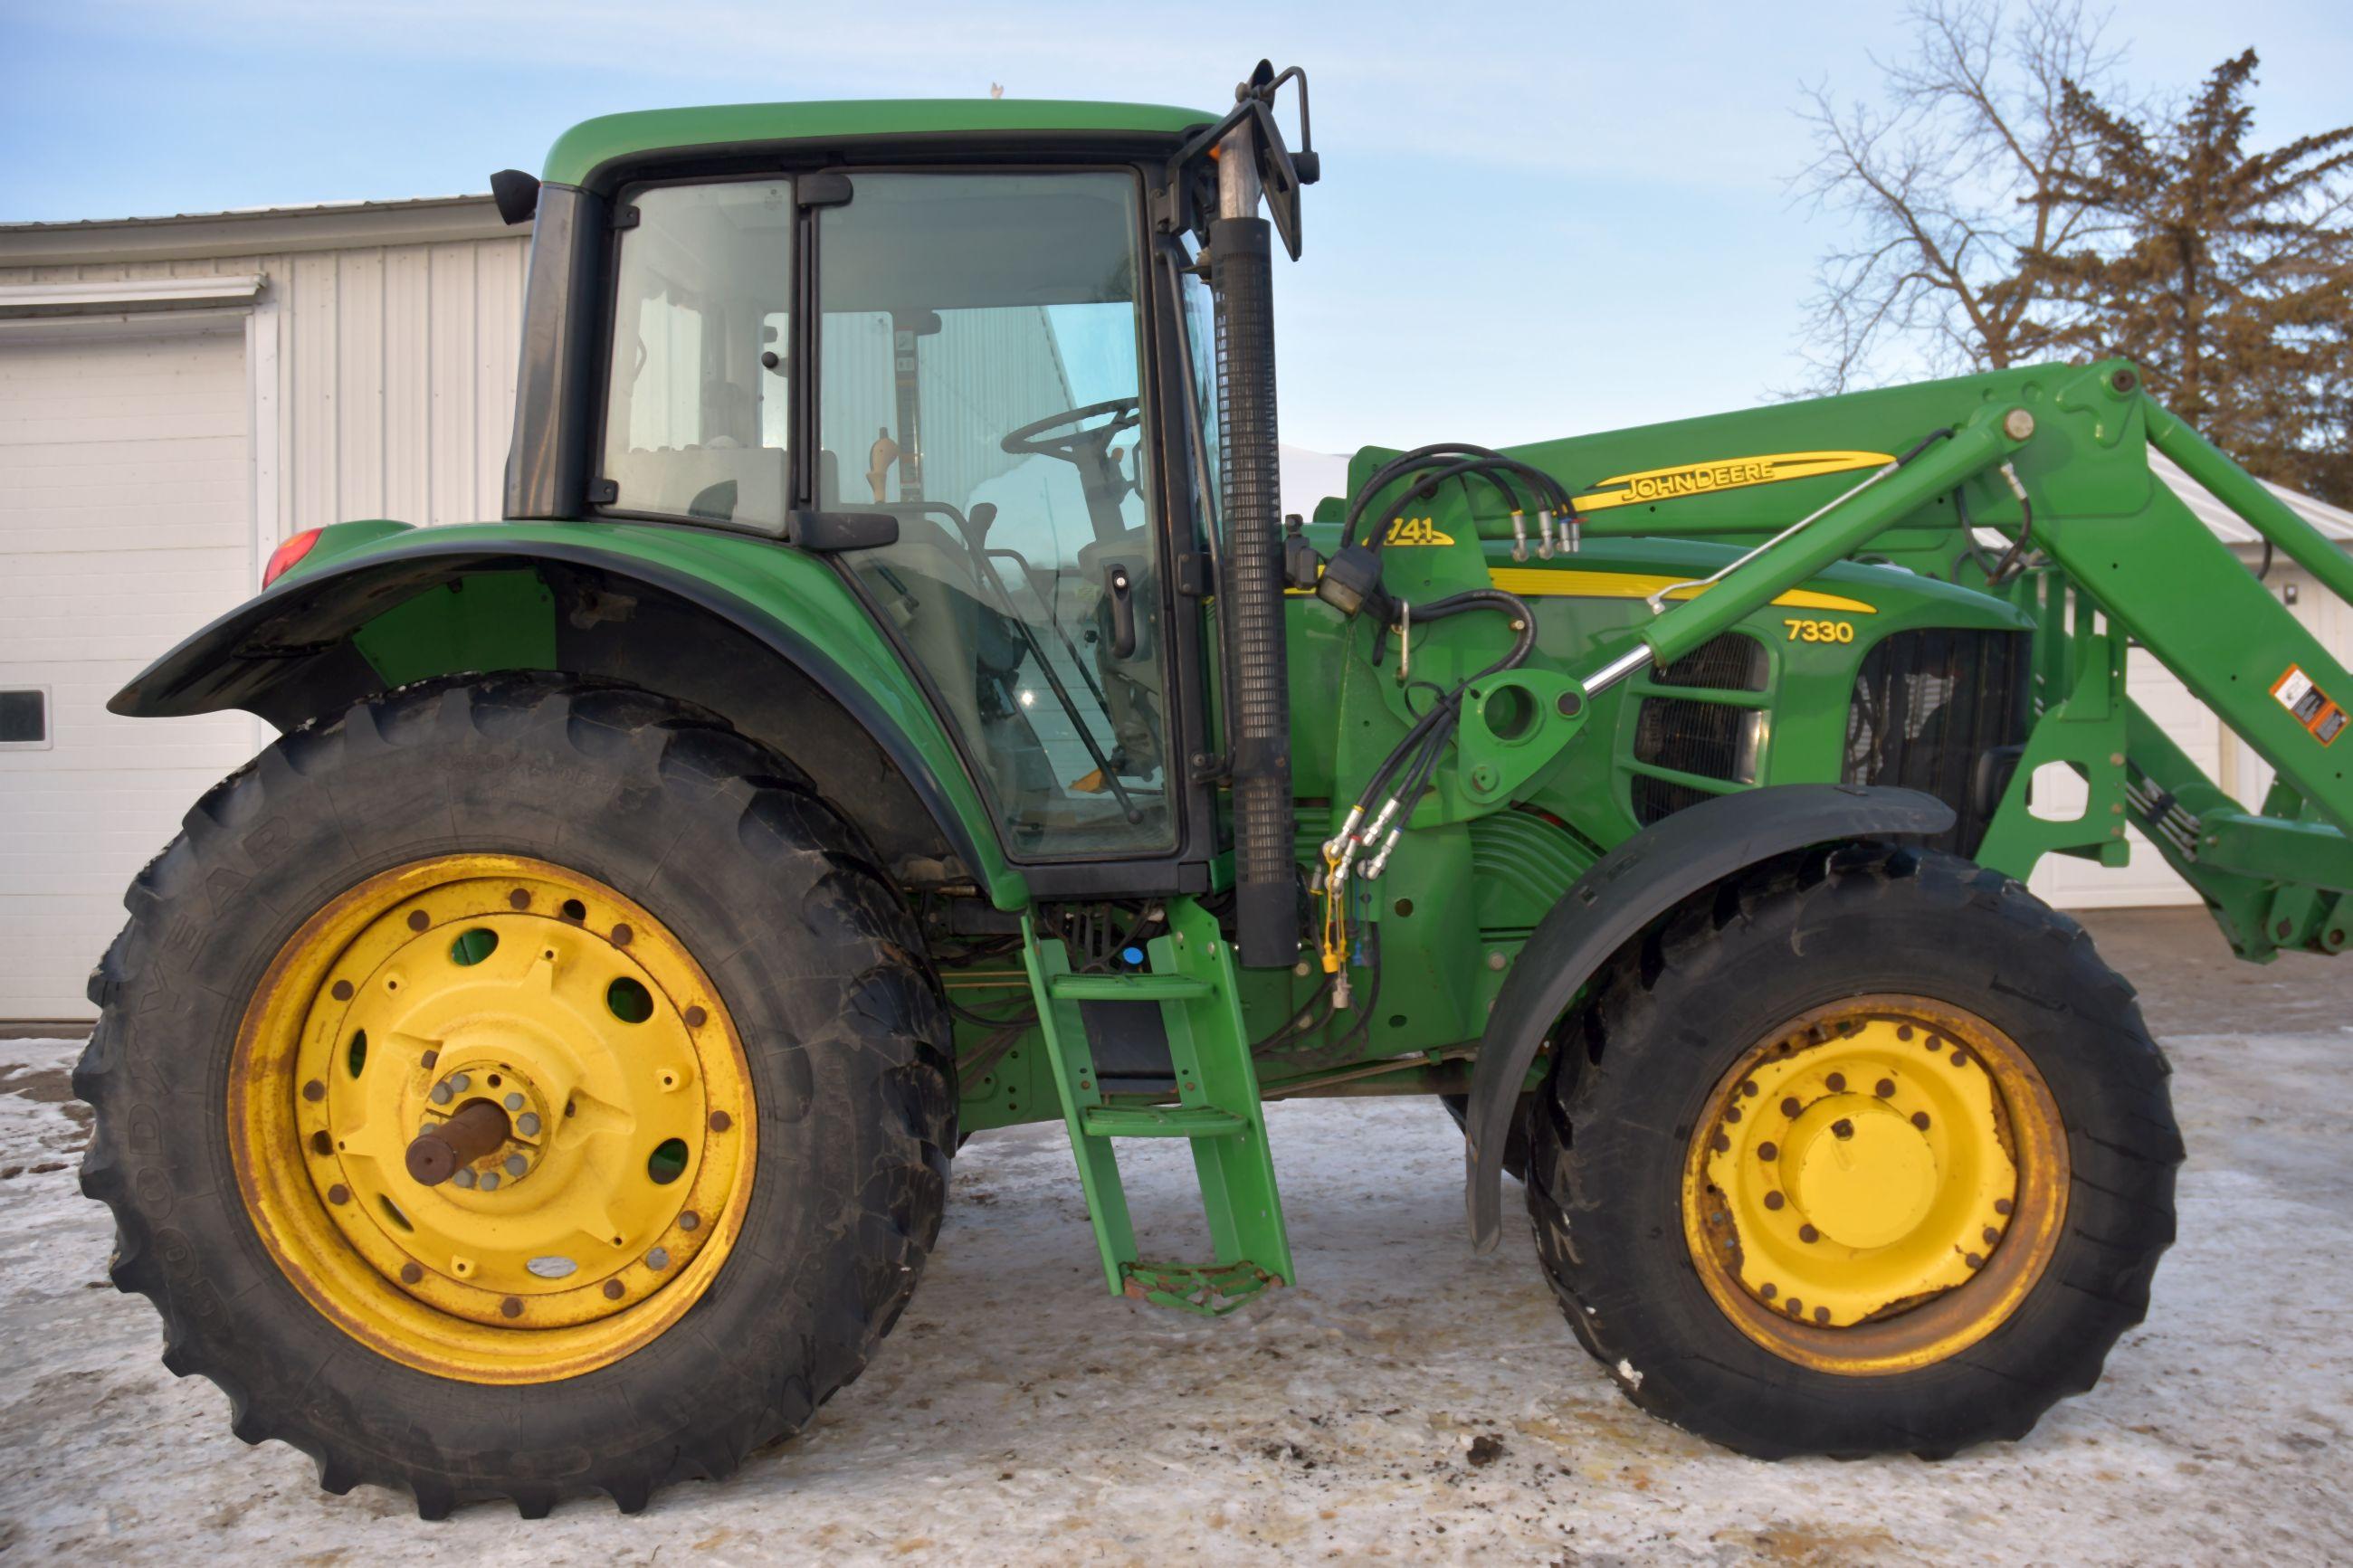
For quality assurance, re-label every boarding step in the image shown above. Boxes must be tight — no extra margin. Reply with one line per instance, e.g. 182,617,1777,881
1044,972,1213,1002
1081,1104,1247,1138
1121,1259,1282,1314
1022,899,1294,1316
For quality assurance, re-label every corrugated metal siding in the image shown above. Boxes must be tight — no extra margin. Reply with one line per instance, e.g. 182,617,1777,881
0,233,530,536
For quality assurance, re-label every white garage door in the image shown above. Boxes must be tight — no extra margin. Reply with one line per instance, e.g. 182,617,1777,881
0,322,258,1021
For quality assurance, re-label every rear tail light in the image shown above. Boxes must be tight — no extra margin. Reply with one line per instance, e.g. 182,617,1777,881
263,528,323,587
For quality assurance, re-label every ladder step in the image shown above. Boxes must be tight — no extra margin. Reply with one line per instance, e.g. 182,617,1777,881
1081,1104,1246,1138
1046,972,1214,1003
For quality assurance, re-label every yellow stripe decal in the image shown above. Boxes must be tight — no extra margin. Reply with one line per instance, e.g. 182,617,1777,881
1485,567,1875,615
1282,568,1874,614
1572,450,1893,512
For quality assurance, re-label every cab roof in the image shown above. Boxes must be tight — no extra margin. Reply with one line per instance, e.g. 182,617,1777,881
542,100,1218,187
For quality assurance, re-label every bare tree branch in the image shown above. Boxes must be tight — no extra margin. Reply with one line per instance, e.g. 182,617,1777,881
1786,0,2130,394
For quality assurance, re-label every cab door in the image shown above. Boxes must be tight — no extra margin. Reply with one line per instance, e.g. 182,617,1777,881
811,170,1184,861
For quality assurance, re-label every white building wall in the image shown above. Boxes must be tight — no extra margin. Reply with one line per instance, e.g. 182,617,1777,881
0,230,530,540
0,209,529,1019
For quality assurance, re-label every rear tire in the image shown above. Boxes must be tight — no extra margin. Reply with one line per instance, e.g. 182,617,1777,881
1524,842,2179,1458
76,673,957,1515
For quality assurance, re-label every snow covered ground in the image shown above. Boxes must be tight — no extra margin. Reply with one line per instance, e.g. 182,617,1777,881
3,917,2348,1563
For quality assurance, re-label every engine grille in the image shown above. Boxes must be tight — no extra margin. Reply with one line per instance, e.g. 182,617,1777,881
1631,634,1765,825
1842,628,2033,856
1653,632,1770,692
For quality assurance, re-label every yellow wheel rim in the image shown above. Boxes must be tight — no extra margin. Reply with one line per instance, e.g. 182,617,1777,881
1681,995,2068,1376
229,854,756,1384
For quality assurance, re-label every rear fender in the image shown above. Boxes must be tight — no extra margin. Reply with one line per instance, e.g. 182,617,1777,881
1462,784,1956,1251
110,523,1024,908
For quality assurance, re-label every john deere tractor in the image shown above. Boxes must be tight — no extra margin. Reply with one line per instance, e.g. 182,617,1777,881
81,64,2353,1515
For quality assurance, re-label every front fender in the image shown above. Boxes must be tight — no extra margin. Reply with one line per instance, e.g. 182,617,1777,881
1462,783,1956,1251
111,519,1024,908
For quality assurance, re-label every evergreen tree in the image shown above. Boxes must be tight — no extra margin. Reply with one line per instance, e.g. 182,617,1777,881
2040,51,2353,502
1800,11,2353,503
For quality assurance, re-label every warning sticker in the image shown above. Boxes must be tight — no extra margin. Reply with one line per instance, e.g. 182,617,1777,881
2271,665,2346,746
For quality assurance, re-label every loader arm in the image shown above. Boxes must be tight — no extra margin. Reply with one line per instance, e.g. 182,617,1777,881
1443,357,2353,961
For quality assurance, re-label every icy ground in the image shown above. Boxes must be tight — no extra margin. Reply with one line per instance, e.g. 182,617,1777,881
2,950,2348,1562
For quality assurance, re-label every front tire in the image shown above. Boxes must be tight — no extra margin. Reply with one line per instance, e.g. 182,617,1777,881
77,674,956,1515
1524,842,2179,1458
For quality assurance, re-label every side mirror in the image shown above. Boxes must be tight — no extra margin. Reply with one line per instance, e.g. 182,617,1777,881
489,169,540,226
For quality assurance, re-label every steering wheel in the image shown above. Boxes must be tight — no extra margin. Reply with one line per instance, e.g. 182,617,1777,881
999,396,1142,461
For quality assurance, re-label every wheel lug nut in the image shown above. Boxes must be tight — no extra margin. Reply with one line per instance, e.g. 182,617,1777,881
503,1092,525,1112
480,1172,501,1192
645,1247,671,1271
449,1073,471,1091
452,1168,477,1189
431,1084,453,1106
517,1113,542,1136
504,1155,527,1176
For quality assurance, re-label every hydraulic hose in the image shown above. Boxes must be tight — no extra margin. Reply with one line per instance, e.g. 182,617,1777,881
1345,445,1577,551
1408,588,1538,674
1211,214,1297,968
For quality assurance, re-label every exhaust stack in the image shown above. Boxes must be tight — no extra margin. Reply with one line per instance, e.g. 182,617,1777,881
1211,113,1297,968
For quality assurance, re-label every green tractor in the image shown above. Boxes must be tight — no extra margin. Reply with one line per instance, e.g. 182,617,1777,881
80,64,2353,1516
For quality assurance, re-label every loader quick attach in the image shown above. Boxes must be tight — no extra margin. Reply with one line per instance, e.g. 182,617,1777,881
77,60,2340,1515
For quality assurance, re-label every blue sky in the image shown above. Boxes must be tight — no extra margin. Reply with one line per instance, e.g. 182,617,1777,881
5,0,2347,451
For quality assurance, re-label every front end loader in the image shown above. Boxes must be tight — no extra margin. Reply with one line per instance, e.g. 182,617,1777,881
79,62,2349,1513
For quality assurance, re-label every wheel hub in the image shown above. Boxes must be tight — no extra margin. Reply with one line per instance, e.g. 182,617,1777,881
411,1055,551,1190
231,855,756,1383
1781,1097,1936,1250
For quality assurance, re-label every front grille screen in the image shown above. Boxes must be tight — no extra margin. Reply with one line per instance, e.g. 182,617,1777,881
1653,632,1769,692
1843,628,2033,855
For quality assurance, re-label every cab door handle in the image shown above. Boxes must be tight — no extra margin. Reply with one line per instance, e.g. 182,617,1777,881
1103,564,1136,658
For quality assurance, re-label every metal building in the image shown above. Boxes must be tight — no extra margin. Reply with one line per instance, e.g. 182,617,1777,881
0,196,528,1023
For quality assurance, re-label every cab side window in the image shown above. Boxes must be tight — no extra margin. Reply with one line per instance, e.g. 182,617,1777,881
599,181,792,528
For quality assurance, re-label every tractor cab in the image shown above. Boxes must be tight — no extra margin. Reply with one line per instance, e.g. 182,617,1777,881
487,90,1313,896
